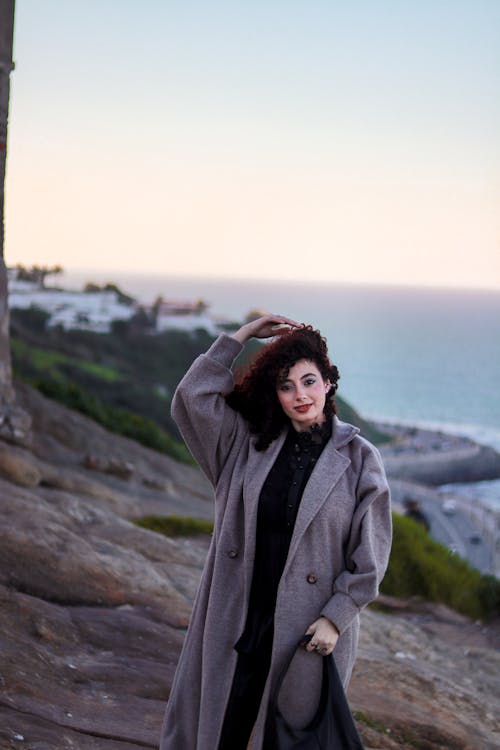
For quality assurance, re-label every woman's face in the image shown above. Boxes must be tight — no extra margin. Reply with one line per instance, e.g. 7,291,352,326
276,359,330,431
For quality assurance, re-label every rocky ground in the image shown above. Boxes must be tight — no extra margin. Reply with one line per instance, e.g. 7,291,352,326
351,597,500,749
0,384,499,749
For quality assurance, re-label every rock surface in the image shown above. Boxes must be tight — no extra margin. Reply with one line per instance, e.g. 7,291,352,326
351,599,500,749
0,384,498,749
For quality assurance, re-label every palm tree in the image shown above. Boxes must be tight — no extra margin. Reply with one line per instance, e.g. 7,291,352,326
0,0,31,444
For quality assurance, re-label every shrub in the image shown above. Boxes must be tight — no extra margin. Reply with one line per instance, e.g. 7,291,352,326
381,513,500,620
10,306,50,334
133,515,214,537
34,378,192,463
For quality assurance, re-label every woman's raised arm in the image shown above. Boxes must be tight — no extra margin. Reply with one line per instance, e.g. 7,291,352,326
172,315,300,486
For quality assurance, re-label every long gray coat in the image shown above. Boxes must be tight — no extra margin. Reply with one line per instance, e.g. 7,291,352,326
160,334,392,750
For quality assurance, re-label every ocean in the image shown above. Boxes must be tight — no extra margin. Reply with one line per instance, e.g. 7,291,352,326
63,271,500,508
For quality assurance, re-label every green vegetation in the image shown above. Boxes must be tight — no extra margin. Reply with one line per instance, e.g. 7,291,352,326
381,513,500,620
353,711,387,733
336,396,390,445
10,307,215,456
14,263,63,287
77,361,123,382
133,515,214,537
10,307,390,464
11,338,122,383
11,337,70,374
10,308,192,461
83,281,135,306
34,378,192,463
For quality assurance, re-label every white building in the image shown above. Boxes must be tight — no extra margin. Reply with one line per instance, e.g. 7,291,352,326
154,299,219,335
7,269,235,336
8,271,135,333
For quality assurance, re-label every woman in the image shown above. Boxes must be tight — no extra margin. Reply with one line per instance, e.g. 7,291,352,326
160,314,392,750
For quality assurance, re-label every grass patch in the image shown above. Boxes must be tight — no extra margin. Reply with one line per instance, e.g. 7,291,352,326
353,711,387,733
11,338,70,376
11,338,122,382
10,313,216,442
133,515,214,537
381,513,500,620
77,361,122,382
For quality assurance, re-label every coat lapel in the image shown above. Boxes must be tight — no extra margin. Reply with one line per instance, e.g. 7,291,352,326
242,416,359,593
283,417,358,575
242,430,287,592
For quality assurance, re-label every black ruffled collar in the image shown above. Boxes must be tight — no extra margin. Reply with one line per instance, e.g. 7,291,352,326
291,420,332,448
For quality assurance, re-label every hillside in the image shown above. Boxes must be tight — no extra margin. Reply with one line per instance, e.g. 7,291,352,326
10,308,215,444
0,383,499,749
10,309,389,452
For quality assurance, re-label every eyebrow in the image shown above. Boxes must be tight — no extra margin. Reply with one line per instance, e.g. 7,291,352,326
280,372,317,384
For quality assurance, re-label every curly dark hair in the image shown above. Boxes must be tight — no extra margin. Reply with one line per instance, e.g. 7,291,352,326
226,326,340,451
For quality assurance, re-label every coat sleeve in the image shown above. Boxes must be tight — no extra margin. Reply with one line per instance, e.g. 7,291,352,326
320,441,392,634
171,333,246,487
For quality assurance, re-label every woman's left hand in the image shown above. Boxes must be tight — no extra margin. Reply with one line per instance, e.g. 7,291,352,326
304,616,339,656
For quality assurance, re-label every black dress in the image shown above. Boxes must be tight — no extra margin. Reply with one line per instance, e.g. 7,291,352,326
218,422,332,750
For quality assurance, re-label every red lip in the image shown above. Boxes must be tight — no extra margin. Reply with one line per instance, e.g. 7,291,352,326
294,404,312,413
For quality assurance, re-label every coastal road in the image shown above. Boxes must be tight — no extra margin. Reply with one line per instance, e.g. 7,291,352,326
418,496,495,575
388,477,496,574
379,422,500,577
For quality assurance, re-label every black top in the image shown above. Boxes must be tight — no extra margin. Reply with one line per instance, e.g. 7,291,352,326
236,421,332,654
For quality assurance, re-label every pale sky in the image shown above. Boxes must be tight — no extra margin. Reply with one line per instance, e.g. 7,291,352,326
4,0,500,289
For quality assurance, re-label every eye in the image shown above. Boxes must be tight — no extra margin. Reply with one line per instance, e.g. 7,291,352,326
304,378,316,386
279,384,292,392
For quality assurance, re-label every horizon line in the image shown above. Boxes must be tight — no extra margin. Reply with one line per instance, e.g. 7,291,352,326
56,266,500,295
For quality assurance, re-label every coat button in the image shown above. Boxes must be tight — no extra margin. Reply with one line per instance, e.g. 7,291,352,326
306,573,318,584
227,549,238,559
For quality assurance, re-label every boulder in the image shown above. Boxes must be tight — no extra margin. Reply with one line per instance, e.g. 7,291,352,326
0,479,204,624
0,442,41,486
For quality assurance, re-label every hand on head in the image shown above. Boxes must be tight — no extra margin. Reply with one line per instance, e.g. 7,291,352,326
232,314,302,344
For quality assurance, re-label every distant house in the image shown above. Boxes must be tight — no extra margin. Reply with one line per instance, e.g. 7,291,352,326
7,268,232,336
7,268,136,333
154,298,219,335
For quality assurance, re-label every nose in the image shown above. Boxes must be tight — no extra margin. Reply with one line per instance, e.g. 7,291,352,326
295,384,307,401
